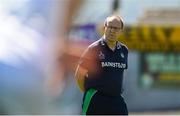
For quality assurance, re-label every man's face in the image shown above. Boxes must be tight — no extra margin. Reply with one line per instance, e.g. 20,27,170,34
104,17,123,42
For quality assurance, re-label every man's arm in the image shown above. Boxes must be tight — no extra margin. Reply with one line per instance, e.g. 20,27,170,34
75,65,88,92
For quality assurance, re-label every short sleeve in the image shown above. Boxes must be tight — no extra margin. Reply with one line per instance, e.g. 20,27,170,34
78,47,93,70
124,46,128,69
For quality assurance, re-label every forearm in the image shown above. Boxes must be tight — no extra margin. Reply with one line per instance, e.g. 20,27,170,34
75,65,87,92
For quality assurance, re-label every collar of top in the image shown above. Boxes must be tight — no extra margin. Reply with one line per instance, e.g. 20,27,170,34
100,36,121,50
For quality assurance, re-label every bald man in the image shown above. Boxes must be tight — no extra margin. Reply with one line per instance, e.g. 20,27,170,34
75,15,128,115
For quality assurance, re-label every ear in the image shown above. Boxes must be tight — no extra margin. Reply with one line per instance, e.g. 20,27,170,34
96,23,105,36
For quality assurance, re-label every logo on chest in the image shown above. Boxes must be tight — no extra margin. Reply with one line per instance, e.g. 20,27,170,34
120,53,124,58
99,51,105,59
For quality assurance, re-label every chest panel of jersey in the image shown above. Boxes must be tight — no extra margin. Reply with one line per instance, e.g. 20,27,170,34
84,39,128,95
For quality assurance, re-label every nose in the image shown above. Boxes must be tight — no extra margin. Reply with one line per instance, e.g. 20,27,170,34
110,28,116,33
109,27,115,32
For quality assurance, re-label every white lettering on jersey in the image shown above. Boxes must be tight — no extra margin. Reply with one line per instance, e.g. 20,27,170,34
101,62,126,69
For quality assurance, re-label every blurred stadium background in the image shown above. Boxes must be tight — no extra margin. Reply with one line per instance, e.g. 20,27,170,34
0,0,180,115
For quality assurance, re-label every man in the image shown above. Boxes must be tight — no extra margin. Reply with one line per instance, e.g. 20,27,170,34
75,15,128,115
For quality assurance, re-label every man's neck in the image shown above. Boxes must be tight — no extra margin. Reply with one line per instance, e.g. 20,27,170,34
104,37,117,51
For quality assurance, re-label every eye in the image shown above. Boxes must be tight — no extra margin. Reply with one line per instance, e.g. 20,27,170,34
107,26,121,30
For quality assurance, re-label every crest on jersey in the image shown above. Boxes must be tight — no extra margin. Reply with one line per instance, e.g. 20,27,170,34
101,40,105,45
117,42,121,49
121,53,124,58
99,51,105,59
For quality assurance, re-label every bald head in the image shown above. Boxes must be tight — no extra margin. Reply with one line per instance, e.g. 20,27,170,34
104,15,124,29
